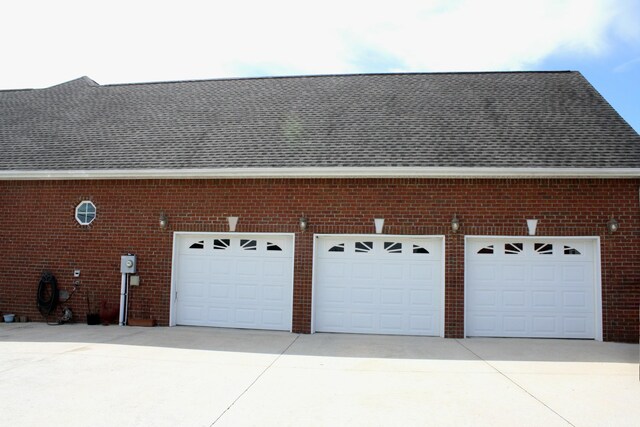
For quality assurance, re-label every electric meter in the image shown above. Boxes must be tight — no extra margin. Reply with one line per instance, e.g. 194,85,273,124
120,255,137,274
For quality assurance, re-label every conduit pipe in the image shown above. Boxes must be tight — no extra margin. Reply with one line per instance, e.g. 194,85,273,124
119,255,136,326
119,273,127,326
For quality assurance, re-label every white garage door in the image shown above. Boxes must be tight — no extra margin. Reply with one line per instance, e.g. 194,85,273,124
466,237,599,339
173,233,294,331
314,235,444,336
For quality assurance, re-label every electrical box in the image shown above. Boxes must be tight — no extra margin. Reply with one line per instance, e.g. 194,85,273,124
120,255,137,274
129,275,140,286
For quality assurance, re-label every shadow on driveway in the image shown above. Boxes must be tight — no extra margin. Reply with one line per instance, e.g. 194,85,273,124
1,322,637,364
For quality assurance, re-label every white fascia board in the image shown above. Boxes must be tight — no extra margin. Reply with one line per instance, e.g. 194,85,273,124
0,167,639,180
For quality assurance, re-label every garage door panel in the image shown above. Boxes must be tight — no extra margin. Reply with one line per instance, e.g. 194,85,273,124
563,291,588,308
410,264,433,280
564,317,589,334
208,307,230,323
210,259,231,274
263,285,285,302
264,261,287,277
179,281,206,299
235,308,257,325
236,284,258,300
180,255,208,273
532,316,557,333
562,265,587,282
209,283,233,299
409,314,433,332
471,315,497,333
503,265,527,281
504,290,526,307
380,288,404,304
174,234,293,331
263,309,287,326
469,289,497,308
471,264,498,281
531,265,555,282
236,260,259,276
352,263,375,279
352,312,375,329
503,316,527,333
380,314,404,332
409,289,433,306
317,286,345,303
323,262,346,278
179,305,206,323
381,264,404,279
470,314,595,338
315,235,443,336
351,287,375,304
531,290,556,308
466,238,597,339
317,311,345,328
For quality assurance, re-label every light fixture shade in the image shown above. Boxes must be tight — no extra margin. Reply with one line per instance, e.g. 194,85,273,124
527,219,538,236
451,214,460,233
227,216,239,232
159,212,168,229
607,217,619,233
374,218,384,234
299,215,308,232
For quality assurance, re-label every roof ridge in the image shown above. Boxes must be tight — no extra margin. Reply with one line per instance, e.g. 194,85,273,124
100,70,577,88
0,76,99,93
0,87,34,93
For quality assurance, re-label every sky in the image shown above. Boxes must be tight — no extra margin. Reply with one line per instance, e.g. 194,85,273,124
1,0,639,132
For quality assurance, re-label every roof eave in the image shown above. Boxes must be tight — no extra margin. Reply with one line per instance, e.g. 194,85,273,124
1,167,639,180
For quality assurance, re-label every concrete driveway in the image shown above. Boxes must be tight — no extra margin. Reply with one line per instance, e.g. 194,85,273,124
0,323,637,427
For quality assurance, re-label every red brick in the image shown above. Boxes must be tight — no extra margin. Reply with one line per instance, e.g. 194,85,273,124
0,178,637,342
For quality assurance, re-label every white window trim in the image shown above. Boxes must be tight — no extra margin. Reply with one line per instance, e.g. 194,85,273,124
75,200,96,225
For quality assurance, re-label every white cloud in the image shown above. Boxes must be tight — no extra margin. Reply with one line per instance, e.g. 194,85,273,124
0,0,638,88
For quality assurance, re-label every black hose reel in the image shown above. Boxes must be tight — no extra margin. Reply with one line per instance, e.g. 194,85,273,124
37,271,59,318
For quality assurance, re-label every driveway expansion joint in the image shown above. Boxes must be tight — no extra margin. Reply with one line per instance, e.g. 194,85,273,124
209,333,301,426
455,339,575,427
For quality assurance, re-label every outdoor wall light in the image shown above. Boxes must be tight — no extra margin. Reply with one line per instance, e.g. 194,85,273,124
159,212,168,229
228,216,239,232
451,214,460,233
299,215,308,232
607,217,619,233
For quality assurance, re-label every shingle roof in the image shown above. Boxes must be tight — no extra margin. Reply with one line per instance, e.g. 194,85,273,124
1,71,639,175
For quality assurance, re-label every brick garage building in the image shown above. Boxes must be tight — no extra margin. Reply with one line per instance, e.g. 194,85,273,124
1,72,638,342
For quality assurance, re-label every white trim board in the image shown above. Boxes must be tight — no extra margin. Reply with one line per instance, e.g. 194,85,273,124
1,166,639,180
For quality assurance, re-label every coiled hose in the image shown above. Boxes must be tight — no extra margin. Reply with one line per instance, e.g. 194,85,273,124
37,271,58,320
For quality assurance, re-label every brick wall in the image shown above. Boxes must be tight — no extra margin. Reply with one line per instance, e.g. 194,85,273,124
0,178,638,342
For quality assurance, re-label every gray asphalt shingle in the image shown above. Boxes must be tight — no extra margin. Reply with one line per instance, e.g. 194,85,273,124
0,71,638,172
